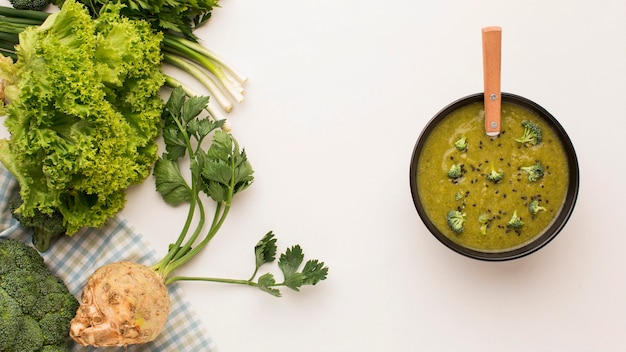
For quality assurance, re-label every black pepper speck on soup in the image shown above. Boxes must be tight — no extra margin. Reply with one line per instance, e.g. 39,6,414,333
416,102,569,252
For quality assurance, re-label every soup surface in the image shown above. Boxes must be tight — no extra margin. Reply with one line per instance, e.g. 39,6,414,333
416,102,569,252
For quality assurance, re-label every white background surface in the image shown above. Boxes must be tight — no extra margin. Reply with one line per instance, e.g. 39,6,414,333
121,1,626,351
6,0,626,351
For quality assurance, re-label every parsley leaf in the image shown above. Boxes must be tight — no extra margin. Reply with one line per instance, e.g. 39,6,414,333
302,259,329,285
247,238,329,296
156,86,226,205
153,157,192,206
276,245,329,292
255,231,277,269
163,84,186,117
257,273,281,297
182,95,209,123
201,130,254,204
162,126,187,160
279,245,304,280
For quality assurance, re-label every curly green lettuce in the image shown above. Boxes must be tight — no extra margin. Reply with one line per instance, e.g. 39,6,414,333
0,0,165,236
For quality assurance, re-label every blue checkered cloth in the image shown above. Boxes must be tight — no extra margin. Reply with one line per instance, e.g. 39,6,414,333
0,165,216,352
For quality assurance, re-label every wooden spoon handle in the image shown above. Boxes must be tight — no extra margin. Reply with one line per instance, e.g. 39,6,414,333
482,26,502,136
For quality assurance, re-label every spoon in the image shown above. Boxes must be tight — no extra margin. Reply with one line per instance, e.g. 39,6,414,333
482,26,502,136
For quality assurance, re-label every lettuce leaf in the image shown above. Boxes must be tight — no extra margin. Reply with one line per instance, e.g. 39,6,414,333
0,0,165,235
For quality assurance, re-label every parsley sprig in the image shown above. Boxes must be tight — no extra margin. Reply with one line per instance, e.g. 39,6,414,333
168,232,329,297
255,232,328,296
152,87,328,296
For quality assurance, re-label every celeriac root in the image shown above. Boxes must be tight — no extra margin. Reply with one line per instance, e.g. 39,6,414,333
69,261,170,347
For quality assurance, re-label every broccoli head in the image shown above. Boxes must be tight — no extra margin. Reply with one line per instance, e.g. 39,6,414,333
515,120,542,146
8,0,50,10
0,288,22,349
529,199,547,215
447,210,466,233
519,162,545,182
507,210,524,228
12,316,44,351
486,168,504,183
8,188,66,252
454,136,468,151
447,164,463,179
0,233,46,275
0,239,79,351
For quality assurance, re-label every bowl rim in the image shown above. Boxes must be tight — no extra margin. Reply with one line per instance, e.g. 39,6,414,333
409,92,580,261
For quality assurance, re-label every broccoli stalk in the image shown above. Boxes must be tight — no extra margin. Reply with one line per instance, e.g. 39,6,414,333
515,120,542,146
8,189,66,252
519,162,545,182
446,210,466,233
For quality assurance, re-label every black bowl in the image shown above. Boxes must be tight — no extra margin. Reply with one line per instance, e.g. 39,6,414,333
409,92,579,261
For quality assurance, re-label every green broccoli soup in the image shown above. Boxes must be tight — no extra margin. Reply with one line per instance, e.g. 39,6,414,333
415,102,569,252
